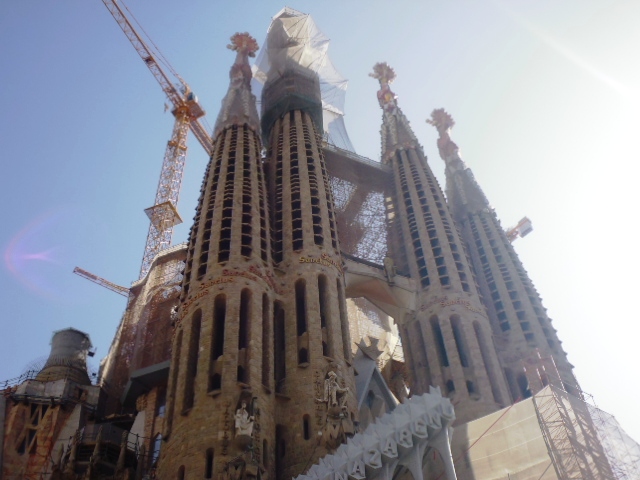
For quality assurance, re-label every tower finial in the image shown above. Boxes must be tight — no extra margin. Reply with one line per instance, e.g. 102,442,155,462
227,32,259,58
427,108,455,136
213,33,260,137
428,108,461,166
370,62,398,113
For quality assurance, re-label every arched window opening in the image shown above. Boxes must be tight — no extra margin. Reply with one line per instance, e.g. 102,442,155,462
237,289,251,383
209,296,226,392
295,280,307,335
517,373,532,399
318,275,332,357
295,280,309,365
262,294,270,389
337,279,351,361
303,415,311,440
263,439,268,467
450,316,470,368
183,310,202,412
177,465,185,480
205,448,214,479
238,290,251,349
466,381,476,396
298,348,309,364
445,380,455,395
274,301,286,393
430,316,449,367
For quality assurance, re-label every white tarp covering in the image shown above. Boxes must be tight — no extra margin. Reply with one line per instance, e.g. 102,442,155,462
451,386,640,480
588,404,640,480
252,7,355,152
451,398,558,480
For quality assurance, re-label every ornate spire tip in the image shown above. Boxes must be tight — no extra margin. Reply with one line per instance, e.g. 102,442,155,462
227,32,259,58
369,62,396,86
427,108,455,134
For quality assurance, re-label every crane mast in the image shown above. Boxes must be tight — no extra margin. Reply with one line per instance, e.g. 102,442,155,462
101,0,213,279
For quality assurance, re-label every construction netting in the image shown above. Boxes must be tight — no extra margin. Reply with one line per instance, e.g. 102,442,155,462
588,403,640,480
331,175,388,265
449,386,640,480
451,397,559,480
252,7,355,151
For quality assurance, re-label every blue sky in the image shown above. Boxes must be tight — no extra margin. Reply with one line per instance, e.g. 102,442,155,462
1,0,639,443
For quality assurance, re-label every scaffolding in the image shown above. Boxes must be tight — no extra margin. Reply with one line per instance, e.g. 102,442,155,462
98,244,186,411
524,351,640,479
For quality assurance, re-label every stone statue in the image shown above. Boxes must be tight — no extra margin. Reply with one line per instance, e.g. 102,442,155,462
234,402,254,437
383,255,396,285
317,371,349,413
170,304,179,322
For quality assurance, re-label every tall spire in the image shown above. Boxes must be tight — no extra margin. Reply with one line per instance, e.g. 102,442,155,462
429,108,579,401
370,62,420,163
427,108,489,211
213,32,260,138
371,65,509,423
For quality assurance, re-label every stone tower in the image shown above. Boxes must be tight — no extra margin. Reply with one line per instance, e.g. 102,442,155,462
260,11,357,479
427,108,578,400
1,328,102,479
371,63,510,424
159,33,276,479
158,25,357,479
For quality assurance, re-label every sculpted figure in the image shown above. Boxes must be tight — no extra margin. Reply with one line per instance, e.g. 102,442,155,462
170,304,179,322
317,371,349,412
383,255,396,284
234,402,254,437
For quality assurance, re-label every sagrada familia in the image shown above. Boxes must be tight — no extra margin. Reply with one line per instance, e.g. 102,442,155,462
2,8,638,480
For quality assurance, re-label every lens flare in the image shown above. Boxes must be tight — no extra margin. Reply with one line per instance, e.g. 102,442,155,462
493,0,638,100
4,208,71,299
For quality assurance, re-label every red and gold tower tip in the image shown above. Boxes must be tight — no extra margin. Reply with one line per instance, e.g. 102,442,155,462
427,108,456,134
370,62,398,113
227,32,259,57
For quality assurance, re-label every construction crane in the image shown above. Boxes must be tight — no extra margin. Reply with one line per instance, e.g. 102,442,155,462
506,216,533,243
73,267,130,297
102,0,213,279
